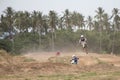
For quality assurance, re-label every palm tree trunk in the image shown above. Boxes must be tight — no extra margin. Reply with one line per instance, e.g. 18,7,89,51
99,30,102,53
51,29,55,51
99,21,102,53
111,24,116,54
38,26,41,48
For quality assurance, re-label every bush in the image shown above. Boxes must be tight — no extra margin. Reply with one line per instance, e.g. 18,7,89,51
1,30,120,54
0,39,12,52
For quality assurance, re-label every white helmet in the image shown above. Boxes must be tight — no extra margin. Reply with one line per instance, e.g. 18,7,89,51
72,55,75,57
81,35,84,37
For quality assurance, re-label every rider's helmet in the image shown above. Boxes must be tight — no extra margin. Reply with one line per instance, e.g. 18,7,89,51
72,55,75,57
81,35,84,37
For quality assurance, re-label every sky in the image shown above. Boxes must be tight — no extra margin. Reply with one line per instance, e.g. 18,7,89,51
0,0,120,17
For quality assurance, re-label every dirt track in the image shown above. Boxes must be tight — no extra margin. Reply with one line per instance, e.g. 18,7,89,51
1,51,120,80
24,52,120,67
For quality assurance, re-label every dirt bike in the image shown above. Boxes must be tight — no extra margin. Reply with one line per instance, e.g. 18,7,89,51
81,42,88,54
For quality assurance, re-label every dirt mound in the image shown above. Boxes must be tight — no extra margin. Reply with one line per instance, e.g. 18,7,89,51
1,51,120,80
0,50,15,73
79,56,98,66
0,50,34,74
24,52,120,67
1,51,120,75
20,52,120,75
24,52,55,62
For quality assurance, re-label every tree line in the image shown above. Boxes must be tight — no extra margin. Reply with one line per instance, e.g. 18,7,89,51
0,7,120,54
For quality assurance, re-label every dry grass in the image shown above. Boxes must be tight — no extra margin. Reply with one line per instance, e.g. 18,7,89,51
0,51,120,80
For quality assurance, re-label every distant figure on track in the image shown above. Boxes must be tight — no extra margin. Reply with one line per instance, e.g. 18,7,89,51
56,52,60,56
79,35,88,54
71,55,79,64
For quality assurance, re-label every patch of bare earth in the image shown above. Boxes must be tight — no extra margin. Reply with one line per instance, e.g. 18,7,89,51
0,51,120,80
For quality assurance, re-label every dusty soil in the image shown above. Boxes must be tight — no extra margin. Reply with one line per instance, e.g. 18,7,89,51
24,52,120,66
0,51,120,80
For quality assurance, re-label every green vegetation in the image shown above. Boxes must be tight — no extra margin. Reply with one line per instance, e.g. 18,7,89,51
0,7,120,54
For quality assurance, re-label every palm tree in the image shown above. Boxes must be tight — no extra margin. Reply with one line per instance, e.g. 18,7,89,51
95,7,104,31
24,11,31,32
48,10,58,51
58,17,64,30
14,11,30,33
78,14,85,30
112,8,120,31
42,15,49,34
95,7,105,53
31,11,38,33
102,13,111,33
3,7,15,34
0,14,8,32
111,8,120,54
3,7,15,53
93,21,99,31
63,9,72,30
15,11,22,32
37,12,43,46
70,11,85,30
70,11,78,27
86,16,93,30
